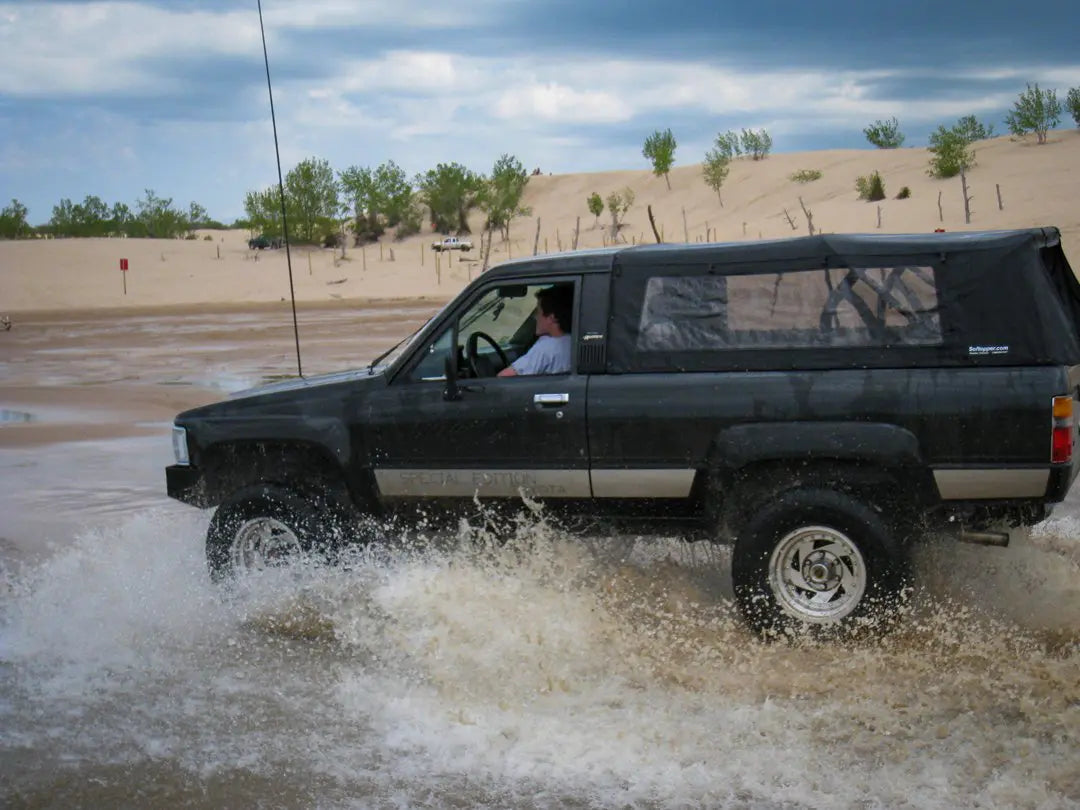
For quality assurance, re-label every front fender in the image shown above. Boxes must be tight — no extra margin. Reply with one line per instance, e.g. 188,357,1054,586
190,416,351,468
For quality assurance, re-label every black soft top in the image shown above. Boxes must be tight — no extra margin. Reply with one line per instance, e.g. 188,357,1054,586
622,228,1080,370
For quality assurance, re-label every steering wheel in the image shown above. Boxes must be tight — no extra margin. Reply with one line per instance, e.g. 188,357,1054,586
466,331,511,377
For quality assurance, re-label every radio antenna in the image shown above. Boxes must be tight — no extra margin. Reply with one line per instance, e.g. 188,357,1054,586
257,0,303,378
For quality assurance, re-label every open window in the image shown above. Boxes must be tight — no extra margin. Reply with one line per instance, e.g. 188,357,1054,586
406,282,573,382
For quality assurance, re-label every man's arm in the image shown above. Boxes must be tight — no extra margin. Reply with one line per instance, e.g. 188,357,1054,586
497,365,518,377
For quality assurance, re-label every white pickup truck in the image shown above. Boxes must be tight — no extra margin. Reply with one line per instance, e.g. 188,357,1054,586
431,236,473,252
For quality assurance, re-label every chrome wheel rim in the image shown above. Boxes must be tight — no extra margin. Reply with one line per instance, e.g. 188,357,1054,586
768,525,867,623
230,517,302,573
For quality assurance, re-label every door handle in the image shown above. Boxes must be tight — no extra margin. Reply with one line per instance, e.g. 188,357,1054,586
534,393,570,406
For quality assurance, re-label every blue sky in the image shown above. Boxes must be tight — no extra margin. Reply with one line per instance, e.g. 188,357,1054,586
2,0,1078,225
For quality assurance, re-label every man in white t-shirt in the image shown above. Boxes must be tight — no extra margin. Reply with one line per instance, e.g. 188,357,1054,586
498,285,572,376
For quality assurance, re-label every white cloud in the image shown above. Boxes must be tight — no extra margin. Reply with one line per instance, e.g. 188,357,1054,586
494,82,630,124
262,0,502,30
0,2,261,95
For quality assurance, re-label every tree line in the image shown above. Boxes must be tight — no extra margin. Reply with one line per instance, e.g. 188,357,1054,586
0,189,223,240
240,153,532,248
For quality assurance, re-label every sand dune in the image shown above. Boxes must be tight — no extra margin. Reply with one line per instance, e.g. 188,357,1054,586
2,132,1078,315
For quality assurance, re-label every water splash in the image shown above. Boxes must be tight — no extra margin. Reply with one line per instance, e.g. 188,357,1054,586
1,507,1078,808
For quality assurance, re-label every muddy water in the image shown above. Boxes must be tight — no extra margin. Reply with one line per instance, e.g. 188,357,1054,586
1,306,1078,809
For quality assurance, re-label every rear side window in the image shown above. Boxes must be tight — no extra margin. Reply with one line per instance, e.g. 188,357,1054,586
636,265,942,352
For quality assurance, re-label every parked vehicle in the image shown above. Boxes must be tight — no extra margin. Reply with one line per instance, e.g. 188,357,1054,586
167,228,1080,633
248,234,282,250
431,236,473,252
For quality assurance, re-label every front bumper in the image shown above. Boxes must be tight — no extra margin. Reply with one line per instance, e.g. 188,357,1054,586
166,464,209,507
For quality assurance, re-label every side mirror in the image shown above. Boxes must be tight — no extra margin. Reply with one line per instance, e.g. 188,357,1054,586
443,353,460,401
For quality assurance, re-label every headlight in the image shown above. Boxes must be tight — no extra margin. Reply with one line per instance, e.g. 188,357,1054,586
172,425,190,465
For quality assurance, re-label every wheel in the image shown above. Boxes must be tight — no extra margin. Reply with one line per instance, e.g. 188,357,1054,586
206,486,341,582
731,488,910,634
466,331,511,377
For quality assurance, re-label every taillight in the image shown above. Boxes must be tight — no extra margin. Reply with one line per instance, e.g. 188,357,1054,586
1051,395,1073,464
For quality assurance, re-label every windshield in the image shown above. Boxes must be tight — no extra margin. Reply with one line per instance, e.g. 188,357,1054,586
370,301,452,371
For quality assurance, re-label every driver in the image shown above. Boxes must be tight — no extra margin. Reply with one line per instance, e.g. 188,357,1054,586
498,285,573,376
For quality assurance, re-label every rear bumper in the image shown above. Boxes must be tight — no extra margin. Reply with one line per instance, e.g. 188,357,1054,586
166,464,209,508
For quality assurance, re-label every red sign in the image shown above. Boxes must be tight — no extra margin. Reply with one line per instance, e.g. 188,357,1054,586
120,258,129,271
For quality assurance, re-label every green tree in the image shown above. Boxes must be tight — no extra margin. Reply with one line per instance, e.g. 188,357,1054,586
77,195,110,237
340,160,419,244
1065,87,1080,127
702,148,730,206
0,198,29,239
243,187,283,240
284,157,339,244
393,193,425,239
1005,83,1061,144
136,189,186,238
953,114,994,144
714,130,742,160
587,192,604,227
642,128,677,189
482,153,531,240
864,117,905,149
49,198,76,236
739,128,772,160
927,116,993,178
110,202,134,236
416,162,485,234
375,160,415,228
605,187,635,239
339,165,382,242
187,202,209,231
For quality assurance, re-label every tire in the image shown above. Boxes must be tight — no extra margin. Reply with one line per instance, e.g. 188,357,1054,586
206,486,344,582
731,488,910,635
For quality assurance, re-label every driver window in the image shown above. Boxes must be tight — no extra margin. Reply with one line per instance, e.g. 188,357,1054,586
407,282,567,381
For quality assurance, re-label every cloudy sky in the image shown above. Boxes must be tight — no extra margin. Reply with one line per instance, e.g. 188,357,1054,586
2,0,1079,225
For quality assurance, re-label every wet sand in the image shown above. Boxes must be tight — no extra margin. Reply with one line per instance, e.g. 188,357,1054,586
1,302,1078,809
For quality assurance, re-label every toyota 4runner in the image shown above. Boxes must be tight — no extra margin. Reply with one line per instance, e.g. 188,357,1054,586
167,228,1080,633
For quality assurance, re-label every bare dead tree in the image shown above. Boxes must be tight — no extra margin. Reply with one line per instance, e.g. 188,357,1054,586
877,205,882,229
782,209,798,230
647,204,663,243
996,183,1004,211
572,216,580,251
682,207,689,242
960,170,973,224
937,191,943,223
798,197,815,236
533,218,541,256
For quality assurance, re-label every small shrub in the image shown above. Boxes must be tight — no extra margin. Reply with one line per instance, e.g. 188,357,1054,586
896,186,911,200
855,171,886,202
790,169,823,183
203,234,214,241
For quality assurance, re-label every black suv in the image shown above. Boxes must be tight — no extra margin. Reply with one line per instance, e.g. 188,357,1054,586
167,228,1080,633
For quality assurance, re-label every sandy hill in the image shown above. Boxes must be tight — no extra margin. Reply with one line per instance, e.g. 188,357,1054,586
2,132,1078,314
